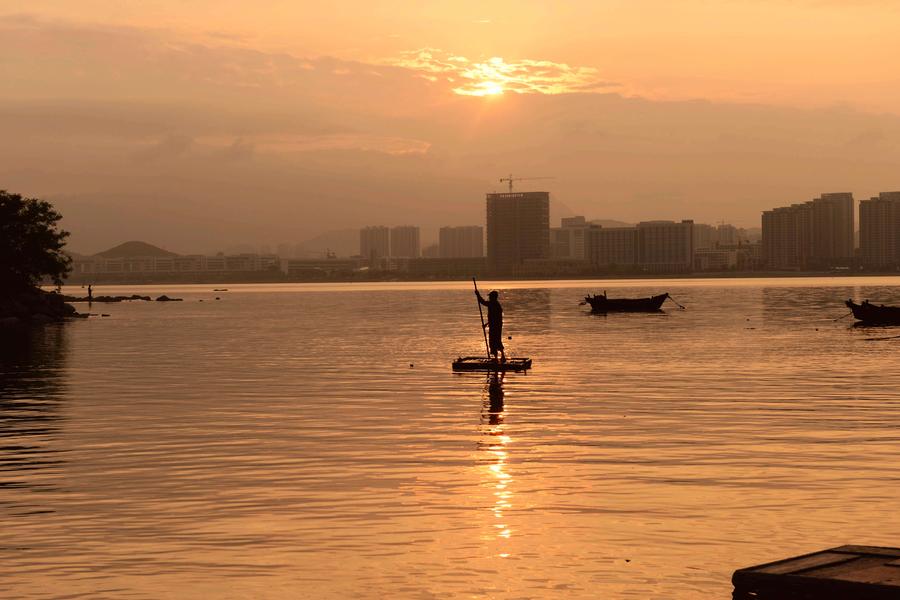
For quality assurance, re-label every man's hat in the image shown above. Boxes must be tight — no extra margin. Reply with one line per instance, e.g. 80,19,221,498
489,290,499,298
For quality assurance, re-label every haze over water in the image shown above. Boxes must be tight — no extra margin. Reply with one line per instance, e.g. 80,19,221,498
2,277,900,599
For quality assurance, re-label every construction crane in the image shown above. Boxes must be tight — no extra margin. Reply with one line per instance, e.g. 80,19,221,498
499,174,555,193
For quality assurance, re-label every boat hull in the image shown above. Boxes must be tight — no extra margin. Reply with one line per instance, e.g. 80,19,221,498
585,293,668,313
846,299,900,325
452,357,532,372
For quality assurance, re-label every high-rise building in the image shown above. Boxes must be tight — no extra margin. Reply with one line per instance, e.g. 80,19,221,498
717,224,740,246
762,207,805,269
762,193,854,269
486,191,550,272
550,216,589,260
359,226,390,263
636,220,694,272
811,192,854,261
693,224,717,250
439,226,484,258
390,225,421,258
860,191,900,269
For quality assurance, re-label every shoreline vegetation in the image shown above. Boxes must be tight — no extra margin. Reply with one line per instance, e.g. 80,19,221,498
0,190,73,326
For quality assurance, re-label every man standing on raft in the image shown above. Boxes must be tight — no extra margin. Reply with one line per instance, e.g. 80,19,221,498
476,289,506,362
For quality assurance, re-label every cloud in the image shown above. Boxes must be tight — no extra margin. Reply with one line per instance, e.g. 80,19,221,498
389,48,619,96
6,13,900,254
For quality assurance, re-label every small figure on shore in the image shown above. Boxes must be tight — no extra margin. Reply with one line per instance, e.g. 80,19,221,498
87,285,93,303
476,289,506,362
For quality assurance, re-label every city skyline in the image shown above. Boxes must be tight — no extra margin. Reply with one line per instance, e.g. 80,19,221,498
67,187,900,281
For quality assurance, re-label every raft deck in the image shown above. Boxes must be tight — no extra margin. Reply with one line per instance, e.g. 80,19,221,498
733,545,900,599
452,356,532,372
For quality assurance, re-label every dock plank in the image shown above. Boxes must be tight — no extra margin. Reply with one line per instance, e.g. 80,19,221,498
734,546,900,600
755,552,854,575
833,545,900,558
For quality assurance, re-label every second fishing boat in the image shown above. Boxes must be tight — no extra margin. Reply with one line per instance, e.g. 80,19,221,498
583,291,675,313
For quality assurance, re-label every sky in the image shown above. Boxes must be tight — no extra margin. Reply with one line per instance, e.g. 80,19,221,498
3,1,900,254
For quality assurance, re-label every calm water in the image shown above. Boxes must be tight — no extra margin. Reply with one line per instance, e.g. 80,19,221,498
2,278,900,599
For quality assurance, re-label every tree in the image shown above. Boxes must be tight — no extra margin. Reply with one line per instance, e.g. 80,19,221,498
0,190,72,291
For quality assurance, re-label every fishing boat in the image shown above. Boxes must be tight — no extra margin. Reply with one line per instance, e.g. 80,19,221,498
584,292,670,313
845,299,900,325
452,356,532,372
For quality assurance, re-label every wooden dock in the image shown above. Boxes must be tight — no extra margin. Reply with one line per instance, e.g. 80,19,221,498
733,545,900,599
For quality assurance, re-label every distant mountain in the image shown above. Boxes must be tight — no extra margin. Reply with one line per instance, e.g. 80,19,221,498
297,229,360,258
590,219,634,228
94,241,179,259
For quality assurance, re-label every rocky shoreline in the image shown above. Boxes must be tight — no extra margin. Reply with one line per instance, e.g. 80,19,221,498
60,293,151,303
60,294,183,302
0,289,187,327
0,288,79,326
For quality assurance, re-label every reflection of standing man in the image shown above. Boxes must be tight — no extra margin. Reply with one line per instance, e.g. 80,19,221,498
487,371,505,425
476,289,506,362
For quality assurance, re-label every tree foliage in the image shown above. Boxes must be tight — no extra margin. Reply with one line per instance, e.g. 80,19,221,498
0,190,72,290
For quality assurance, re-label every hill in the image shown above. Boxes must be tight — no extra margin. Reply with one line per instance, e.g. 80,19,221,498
94,241,179,259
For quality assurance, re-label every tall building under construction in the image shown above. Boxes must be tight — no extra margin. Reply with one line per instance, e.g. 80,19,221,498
486,191,550,273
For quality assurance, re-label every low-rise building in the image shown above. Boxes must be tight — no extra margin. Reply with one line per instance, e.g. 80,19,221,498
71,253,280,276
406,257,488,278
281,258,361,278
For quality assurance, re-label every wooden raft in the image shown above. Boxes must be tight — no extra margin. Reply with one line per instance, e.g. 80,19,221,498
733,545,900,599
451,357,532,372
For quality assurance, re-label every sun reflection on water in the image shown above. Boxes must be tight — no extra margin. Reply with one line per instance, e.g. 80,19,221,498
479,372,513,551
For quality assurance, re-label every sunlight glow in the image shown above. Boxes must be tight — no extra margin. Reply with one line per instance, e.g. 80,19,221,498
463,80,505,96
391,49,614,97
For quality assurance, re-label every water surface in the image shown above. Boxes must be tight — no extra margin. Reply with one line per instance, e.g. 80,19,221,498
2,278,900,599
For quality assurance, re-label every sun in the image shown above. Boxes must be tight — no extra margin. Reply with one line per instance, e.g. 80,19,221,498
471,81,505,96
452,80,505,96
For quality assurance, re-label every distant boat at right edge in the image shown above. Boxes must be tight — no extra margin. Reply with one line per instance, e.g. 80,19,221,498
845,299,900,325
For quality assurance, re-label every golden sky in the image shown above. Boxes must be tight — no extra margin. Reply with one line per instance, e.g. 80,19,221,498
3,1,900,252
11,0,900,109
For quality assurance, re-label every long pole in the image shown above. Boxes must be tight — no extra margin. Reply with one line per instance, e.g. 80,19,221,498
473,277,490,358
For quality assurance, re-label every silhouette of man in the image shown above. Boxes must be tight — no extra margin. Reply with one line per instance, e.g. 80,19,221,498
476,289,506,362
87,284,93,303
